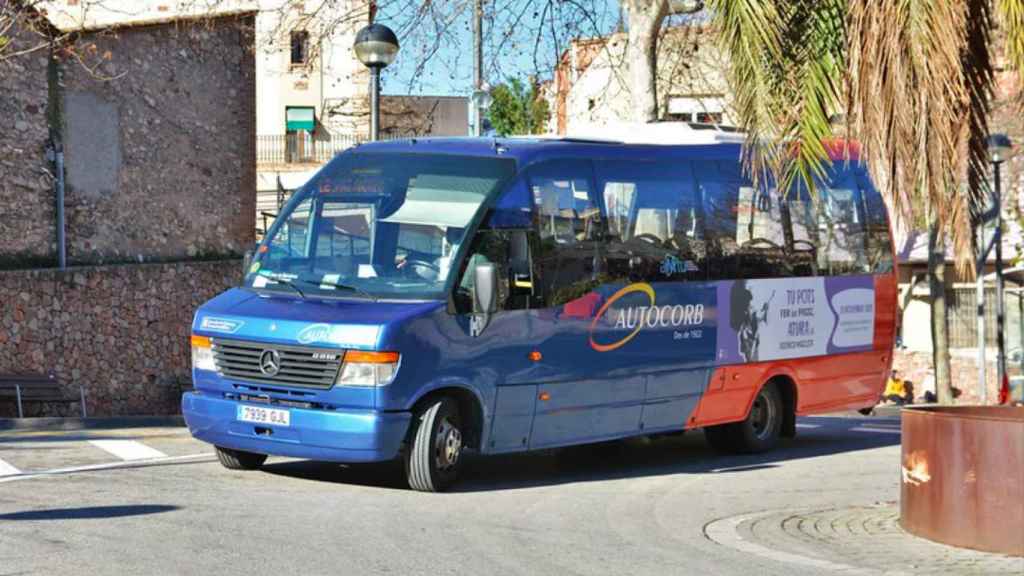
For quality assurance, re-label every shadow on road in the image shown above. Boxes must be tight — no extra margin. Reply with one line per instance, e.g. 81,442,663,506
0,504,179,521
257,416,901,492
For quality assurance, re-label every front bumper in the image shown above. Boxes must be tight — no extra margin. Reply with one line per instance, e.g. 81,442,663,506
182,392,411,463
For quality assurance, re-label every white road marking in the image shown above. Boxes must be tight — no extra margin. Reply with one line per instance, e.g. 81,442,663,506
0,457,21,477
795,423,821,429
88,440,168,461
0,453,214,484
850,426,901,435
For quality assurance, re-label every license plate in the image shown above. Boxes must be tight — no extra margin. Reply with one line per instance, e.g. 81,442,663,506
237,405,290,427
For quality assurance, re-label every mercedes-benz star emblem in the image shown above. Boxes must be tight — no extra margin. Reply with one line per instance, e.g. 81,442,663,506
259,349,281,376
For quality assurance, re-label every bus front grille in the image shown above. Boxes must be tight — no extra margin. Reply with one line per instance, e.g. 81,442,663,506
210,338,342,389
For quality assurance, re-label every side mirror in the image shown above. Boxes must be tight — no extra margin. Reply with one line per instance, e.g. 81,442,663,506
473,263,498,314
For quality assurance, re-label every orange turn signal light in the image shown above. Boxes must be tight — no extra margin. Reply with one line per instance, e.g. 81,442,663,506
191,335,211,348
539,392,550,401
528,350,542,362
344,350,400,364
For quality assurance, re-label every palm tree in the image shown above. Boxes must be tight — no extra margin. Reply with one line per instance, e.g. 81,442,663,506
707,0,1024,403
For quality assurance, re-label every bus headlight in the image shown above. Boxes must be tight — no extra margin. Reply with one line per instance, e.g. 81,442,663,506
191,335,217,372
336,351,400,387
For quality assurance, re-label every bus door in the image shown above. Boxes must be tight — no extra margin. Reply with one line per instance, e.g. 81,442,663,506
589,158,716,433
512,159,652,449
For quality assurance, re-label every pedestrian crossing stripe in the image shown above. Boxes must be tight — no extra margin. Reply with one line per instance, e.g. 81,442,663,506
0,456,21,477
88,440,168,461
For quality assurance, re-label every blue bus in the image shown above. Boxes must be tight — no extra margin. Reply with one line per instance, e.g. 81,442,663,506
184,135,897,491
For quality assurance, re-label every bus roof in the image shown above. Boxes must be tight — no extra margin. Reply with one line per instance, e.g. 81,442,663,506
354,123,861,167
350,136,746,169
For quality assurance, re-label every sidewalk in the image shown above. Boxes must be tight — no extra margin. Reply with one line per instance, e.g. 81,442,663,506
705,503,1023,575
0,415,185,431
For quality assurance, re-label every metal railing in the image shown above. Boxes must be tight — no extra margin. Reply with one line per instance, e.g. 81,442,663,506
257,133,361,165
256,133,416,165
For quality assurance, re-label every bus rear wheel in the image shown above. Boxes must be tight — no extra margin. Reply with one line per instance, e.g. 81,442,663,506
404,397,463,492
704,382,783,454
215,446,267,470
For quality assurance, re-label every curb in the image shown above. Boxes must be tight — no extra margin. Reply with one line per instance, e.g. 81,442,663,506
0,415,186,431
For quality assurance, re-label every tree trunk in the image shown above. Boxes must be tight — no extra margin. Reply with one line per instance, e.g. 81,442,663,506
624,0,668,122
928,212,954,404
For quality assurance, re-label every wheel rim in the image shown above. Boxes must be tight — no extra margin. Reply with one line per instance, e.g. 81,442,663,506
750,390,775,440
434,416,462,472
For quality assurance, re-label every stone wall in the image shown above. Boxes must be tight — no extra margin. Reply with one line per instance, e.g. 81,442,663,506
60,17,257,263
893,349,1002,404
0,13,57,266
0,14,257,269
0,260,241,417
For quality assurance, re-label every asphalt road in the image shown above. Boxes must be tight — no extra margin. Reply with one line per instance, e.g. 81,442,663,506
0,415,906,576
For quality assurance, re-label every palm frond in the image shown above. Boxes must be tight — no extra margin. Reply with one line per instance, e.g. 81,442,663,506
998,0,1024,77
708,0,846,198
847,0,993,276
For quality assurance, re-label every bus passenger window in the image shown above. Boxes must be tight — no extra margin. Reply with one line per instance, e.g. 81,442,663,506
596,160,705,283
734,185,790,278
817,167,871,276
785,184,821,277
528,161,604,307
859,171,894,273
698,163,742,280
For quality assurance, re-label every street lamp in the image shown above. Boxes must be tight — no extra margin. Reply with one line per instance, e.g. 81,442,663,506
988,133,1013,402
353,23,400,141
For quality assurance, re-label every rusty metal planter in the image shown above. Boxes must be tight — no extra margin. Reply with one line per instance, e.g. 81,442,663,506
900,406,1024,556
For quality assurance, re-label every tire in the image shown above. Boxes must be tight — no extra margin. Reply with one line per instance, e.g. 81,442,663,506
703,382,784,454
732,382,784,453
404,397,463,492
215,446,267,470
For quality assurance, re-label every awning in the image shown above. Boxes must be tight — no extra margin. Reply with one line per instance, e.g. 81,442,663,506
286,107,316,131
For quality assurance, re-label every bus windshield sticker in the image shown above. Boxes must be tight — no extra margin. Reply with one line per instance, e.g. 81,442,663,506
659,255,699,277
296,323,380,348
200,317,244,334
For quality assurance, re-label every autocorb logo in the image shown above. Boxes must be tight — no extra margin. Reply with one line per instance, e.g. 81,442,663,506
588,283,704,352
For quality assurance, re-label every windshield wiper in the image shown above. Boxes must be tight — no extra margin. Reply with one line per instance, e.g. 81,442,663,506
314,279,378,301
262,276,306,298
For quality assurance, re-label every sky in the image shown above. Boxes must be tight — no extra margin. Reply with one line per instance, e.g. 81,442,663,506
377,0,623,96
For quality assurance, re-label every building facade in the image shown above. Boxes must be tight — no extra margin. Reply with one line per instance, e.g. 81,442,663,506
542,25,732,136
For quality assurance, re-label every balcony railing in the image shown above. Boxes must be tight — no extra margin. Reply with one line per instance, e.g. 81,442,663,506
257,133,418,165
257,133,363,165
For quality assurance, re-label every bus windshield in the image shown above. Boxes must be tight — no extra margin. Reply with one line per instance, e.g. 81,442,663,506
247,152,516,300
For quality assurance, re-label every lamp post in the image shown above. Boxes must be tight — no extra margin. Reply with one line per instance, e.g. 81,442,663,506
353,23,399,141
988,133,1013,402
471,85,492,137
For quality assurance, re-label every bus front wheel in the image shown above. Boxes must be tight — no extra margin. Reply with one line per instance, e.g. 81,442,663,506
404,397,463,492
704,382,783,454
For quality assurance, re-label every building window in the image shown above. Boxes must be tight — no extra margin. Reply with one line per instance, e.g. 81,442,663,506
291,30,310,65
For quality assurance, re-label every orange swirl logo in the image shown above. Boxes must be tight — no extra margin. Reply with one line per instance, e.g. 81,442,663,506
588,283,705,352
589,284,655,352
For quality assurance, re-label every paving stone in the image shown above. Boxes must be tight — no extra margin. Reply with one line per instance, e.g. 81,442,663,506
708,504,1023,575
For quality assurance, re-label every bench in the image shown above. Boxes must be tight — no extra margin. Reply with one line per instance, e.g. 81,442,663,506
0,374,87,418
